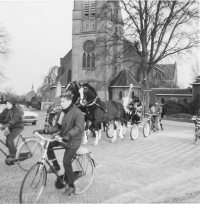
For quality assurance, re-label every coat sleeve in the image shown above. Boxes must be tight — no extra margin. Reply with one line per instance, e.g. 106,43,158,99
8,109,21,127
62,110,85,141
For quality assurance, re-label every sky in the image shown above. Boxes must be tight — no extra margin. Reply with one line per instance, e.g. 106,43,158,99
0,0,199,95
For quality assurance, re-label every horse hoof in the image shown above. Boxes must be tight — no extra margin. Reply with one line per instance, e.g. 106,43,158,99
94,143,98,146
82,140,88,145
112,139,116,143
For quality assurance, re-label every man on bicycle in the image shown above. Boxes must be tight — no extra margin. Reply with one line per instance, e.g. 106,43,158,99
130,97,142,124
34,91,85,196
0,97,24,163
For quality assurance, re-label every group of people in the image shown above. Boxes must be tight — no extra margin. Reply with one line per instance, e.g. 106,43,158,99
0,91,164,196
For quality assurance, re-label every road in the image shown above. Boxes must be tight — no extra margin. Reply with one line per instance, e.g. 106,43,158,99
0,111,200,203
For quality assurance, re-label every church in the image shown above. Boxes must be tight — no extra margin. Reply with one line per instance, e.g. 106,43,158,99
40,0,179,110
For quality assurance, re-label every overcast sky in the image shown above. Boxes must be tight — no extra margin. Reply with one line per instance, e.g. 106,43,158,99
0,0,199,95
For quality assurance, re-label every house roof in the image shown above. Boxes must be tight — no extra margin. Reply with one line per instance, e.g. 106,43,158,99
156,63,176,81
109,68,141,87
152,88,192,95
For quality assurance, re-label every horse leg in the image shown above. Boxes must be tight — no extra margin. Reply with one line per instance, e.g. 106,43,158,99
98,123,102,141
82,122,88,145
112,121,117,143
94,122,99,146
118,122,124,140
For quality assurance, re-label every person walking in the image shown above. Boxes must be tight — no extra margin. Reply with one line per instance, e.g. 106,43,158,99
34,91,85,196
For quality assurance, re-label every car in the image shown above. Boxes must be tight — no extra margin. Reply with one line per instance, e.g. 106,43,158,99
0,104,6,113
19,104,39,125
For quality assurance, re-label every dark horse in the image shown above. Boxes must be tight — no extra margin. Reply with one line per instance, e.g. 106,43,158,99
79,83,127,145
65,81,103,145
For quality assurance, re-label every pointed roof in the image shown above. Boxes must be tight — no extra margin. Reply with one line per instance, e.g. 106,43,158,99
191,75,200,85
109,68,141,87
156,63,176,81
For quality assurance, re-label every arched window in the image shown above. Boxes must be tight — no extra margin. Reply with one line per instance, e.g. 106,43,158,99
85,21,89,30
183,98,187,103
91,52,95,69
87,54,90,69
119,91,122,99
161,98,165,104
83,53,86,69
132,91,134,99
91,20,95,30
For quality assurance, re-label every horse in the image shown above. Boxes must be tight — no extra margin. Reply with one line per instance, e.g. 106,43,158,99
79,82,127,145
65,81,104,145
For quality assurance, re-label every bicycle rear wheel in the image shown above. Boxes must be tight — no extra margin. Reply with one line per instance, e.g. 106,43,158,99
19,163,47,204
16,139,43,171
72,155,94,195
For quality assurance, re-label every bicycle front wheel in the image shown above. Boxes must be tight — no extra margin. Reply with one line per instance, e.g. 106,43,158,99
19,163,47,204
130,124,139,140
16,139,43,171
143,121,150,137
72,155,94,195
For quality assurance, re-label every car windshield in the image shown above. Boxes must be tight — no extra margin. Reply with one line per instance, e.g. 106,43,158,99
20,105,29,111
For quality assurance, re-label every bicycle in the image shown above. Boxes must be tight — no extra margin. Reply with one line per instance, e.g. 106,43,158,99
143,113,157,137
19,132,96,204
0,127,43,171
40,109,58,129
191,116,200,145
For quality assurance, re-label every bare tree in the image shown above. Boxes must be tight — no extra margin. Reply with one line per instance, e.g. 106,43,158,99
37,66,59,96
3,86,16,99
0,25,10,82
97,0,200,110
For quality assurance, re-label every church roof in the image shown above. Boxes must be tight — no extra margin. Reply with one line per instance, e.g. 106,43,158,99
109,68,141,87
156,63,176,81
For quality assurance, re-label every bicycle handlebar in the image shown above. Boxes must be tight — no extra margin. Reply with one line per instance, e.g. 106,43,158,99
34,132,60,142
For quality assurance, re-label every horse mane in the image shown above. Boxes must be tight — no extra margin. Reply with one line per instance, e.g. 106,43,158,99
83,83,97,97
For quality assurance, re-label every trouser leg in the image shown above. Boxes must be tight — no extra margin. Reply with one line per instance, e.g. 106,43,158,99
47,141,60,160
63,148,78,187
6,128,23,156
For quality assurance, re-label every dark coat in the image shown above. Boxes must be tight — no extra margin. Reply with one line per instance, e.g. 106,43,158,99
48,104,85,149
0,106,24,129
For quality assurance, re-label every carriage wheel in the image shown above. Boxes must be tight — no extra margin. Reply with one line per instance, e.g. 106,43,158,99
143,121,150,137
106,124,114,138
193,133,199,145
130,124,139,140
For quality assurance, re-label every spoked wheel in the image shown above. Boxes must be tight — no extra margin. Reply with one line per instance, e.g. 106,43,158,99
143,121,150,137
19,163,47,204
16,139,43,171
193,133,199,145
130,124,139,140
72,155,94,195
106,124,114,138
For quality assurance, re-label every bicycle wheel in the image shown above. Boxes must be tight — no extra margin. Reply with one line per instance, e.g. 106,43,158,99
143,121,150,137
130,124,139,140
72,155,94,195
19,163,47,204
106,124,114,138
16,139,43,171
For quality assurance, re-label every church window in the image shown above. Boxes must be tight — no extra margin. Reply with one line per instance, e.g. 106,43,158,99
84,1,89,17
161,98,165,104
132,91,134,99
85,21,89,30
87,54,90,69
83,53,86,69
91,52,95,69
67,70,71,83
91,20,95,30
119,91,122,99
90,1,96,17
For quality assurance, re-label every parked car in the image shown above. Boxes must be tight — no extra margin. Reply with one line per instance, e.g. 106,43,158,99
20,104,39,125
0,104,5,113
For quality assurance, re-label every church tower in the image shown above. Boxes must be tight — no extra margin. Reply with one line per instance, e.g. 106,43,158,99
71,0,123,99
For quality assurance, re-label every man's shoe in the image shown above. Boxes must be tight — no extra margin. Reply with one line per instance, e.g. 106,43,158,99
5,156,16,163
63,186,75,196
47,165,60,174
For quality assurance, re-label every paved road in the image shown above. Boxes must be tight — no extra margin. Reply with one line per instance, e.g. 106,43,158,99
0,111,200,203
